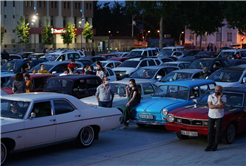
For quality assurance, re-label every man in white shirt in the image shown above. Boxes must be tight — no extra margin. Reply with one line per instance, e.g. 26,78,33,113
205,85,226,151
59,68,73,76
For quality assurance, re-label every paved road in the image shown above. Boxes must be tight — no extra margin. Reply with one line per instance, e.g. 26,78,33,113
5,123,246,166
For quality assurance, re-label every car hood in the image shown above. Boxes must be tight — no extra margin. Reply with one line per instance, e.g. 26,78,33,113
1,88,14,95
1,118,24,133
172,106,209,120
81,95,127,106
215,81,239,87
135,97,183,113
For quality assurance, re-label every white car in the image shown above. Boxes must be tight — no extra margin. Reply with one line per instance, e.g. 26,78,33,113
91,61,122,69
46,50,85,61
162,46,184,51
81,80,157,113
1,93,122,165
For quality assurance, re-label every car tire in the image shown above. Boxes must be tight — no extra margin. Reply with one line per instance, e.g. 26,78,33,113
221,123,236,144
136,123,146,128
176,132,189,139
1,142,8,165
76,126,95,147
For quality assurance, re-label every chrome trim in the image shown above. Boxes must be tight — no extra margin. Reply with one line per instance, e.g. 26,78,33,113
132,120,166,125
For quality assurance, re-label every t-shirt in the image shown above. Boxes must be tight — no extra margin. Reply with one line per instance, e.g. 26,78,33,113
85,70,96,75
207,93,227,118
68,63,76,69
38,69,50,74
96,70,105,80
129,88,137,98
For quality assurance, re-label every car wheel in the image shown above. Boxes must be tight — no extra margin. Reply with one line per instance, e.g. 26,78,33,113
176,132,189,139
136,123,146,128
1,142,8,165
222,123,236,144
76,126,95,147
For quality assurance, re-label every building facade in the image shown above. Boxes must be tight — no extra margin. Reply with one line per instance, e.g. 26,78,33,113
1,1,94,52
184,20,246,50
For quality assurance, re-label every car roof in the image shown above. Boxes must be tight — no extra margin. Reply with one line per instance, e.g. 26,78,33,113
51,74,99,80
6,59,27,63
99,61,120,63
110,79,153,84
220,66,246,71
141,66,177,69
220,49,236,52
164,61,190,64
1,92,74,102
209,87,246,93
160,79,215,87
9,73,56,78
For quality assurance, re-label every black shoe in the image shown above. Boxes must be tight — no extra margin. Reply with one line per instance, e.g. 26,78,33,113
204,146,212,151
211,145,217,151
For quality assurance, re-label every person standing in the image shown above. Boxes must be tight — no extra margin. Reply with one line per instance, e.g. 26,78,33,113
12,72,26,93
95,77,114,108
42,47,46,53
82,47,87,57
205,85,226,151
96,63,105,80
38,64,50,74
24,73,33,93
92,49,95,56
207,44,210,51
121,79,139,129
214,45,217,53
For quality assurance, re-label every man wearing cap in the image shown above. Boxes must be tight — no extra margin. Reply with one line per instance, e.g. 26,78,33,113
202,67,209,79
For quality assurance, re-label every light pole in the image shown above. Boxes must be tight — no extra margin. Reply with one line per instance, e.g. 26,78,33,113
79,21,82,49
179,31,184,46
32,15,37,51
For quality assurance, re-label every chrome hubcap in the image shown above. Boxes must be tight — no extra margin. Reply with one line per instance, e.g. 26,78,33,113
1,143,7,164
80,127,94,146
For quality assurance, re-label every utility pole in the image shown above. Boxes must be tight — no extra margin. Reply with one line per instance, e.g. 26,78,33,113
132,14,133,37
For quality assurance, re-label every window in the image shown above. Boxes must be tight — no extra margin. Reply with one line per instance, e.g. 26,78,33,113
152,50,157,56
53,100,74,115
148,60,155,66
200,85,208,95
190,33,194,41
63,17,66,27
142,84,154,95
148,50,152,56
13,15,15,18
4,1,6,6
90,3,91,9
143,51,147,57
86,3,88,9
13,30,15,33
106,63,113,68
29,1,32,7
75,2,77,9
33,78,44,89
64,2,66,9
190,86,199,99
55,2,57,8
155,59,160,65
25,1,28,6
86,78,100,88
50,17,53,26
139,60,147,67
4,15,6,18
107,68,114,76
74,53,80,59
4,29,7,33
115,63,121,67
227,32,232,41
216,32,221,41
178,63,185,69
78,3,80,9
209,84,215,89
67,2,69,9
13,1,15,7
51,1,53,8
73,79,86,90
31,101,52,118
39,1,41,7
43,1,45,7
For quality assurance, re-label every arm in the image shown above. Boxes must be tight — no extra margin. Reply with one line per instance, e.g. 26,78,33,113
208,99,225,109
95,86,100,102
126,88,129,97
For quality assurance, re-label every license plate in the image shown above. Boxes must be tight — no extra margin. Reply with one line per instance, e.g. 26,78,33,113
139,114,153,119
181,130,198,136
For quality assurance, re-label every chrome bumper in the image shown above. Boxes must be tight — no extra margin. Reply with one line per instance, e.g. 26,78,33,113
132,120,166,125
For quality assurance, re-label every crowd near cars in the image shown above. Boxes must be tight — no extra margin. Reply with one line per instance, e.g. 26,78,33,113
1,46,246,164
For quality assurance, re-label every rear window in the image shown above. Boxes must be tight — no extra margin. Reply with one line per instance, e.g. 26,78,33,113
118,61,139,68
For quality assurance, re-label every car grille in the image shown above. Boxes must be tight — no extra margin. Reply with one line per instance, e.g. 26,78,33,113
114,71,126,76
174,117,208,126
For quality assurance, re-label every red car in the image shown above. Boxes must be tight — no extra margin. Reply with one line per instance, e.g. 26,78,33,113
2,74,57,95
165,88,246,144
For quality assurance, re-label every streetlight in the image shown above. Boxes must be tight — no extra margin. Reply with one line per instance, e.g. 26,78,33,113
108,31,111,34
157,30,160,33
79,21,82,49
179,31,184,46
32,15,37,51
148,30,150,33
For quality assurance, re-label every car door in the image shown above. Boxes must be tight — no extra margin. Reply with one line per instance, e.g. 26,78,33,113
24,101,56,148
72,79,89,98
53,100,82,141
142,83,155,100
85,77,101,96
106,68,116,81
139,60,147,67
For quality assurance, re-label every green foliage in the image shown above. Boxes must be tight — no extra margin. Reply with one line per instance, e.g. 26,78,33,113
15,16,30,44
1,27,4,44
42,18,54,45
61,22,77,46
224,2,246,35
82,22,93,40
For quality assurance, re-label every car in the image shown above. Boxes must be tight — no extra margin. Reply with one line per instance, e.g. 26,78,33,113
15,52,33,59
1,90,8,96
128,48,158,57
1,59,47,74
228,59,246,66
89,56,106,62
124,66,180,83
196,51,216,57
132,79,216,127
1,73,15,87
188,58,231,73
178,56,197,63
161,61,191,69
44,75,102,99
164,88,246,144
217,49,246,59
162,46,184,51
156,69,204,85
75,58,94,66
112,52,129,57
45,50,84,61
208,66,246,88
91,61,122,69
171,50,200,59
108,57,130,62
2,74,57,95
9,54,23,60
113,58,161,80
157,51,173,57
96,54,118,60
158,57,175,63
29,61,83,75
80,80,157,113
0,93,122,165
28,53,46,59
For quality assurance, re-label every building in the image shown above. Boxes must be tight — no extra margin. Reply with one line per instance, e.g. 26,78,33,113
184,20,246,50
1,1,94,52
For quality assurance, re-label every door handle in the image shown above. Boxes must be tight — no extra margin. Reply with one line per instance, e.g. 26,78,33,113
50,119,56,122
75,115,81,117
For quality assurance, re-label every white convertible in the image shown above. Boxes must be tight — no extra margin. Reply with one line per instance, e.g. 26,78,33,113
1,93,122,165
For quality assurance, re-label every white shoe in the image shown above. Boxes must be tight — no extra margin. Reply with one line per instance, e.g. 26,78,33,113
121,125,128,129
127,119,131,123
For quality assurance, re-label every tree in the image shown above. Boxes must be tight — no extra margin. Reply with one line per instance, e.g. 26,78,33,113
42,17,54,46
182,2,224,50
82,21,93,41
1,27,4,44
15,16,30,44
61,22,77,48
224,2,246,36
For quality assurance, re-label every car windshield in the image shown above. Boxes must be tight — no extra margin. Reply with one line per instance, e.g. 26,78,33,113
45,53,60,61
188,60,213,69
29,64,54,72
1,61,22,72
154,85,189,100
208,69,243,82
4,77,15,88
44,78,73,93
118,61,139,68
198,91,244,107
158,51,173,56
130,68,157,79
128,51,142,56
218,51,234,58
111,83,127,97
160,72,192,82
1,99,30,119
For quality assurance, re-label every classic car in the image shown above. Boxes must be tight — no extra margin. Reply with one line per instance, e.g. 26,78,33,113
2,74,57,95
132,79,216,127
81,80,157,113
1,93,122,165
44,75,102,99
164,88,246,144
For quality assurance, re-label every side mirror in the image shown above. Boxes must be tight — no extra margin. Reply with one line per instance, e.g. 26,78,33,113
52,71,57,74
242,77,246,83
30,112,36,119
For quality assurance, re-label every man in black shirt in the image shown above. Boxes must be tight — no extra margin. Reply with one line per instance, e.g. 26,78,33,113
85,66,96,75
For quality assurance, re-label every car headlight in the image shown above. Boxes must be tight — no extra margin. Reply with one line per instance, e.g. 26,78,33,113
162,108,168,116
167,114,174,122
203,121,208,126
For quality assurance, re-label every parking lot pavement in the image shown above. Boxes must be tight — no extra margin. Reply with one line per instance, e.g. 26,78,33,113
5,123,246,166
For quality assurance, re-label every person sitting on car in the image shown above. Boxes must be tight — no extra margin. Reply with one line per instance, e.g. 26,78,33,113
38,64,50,74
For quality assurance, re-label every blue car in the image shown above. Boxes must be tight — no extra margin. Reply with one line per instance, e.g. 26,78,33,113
132,79,216,127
